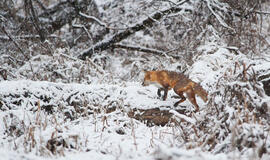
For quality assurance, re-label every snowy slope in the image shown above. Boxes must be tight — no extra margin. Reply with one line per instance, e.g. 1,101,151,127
0,80,198,160
0,71,269,160
1,46,270,160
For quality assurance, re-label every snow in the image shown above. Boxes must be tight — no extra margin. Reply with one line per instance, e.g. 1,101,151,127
170,110,196,124
0,80,189,159
1,0,270,159
0,80,185,111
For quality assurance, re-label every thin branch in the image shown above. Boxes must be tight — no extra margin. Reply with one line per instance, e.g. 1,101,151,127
253,10,270,15
28,0,47,42
0,26,28,60
114,44,181,59
113,44,165,56
205,0,234,31
157,0,177,6
79,12,107,27
34,0,48,11
72,23,93,42
80,12,127,30
0,35,60,40
1,25,36,78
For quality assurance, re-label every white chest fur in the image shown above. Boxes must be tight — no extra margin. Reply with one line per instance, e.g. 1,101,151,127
151,82,163,88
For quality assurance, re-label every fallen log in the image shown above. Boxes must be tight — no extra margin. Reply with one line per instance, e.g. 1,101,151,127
128,107,192,126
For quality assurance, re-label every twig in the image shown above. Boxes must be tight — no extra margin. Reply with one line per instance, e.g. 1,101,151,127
80,12,127,30
34,0,48,11
72,22,93,41
79,12,107,27
204,0,234,31
253,10,270,15
157,0,177,6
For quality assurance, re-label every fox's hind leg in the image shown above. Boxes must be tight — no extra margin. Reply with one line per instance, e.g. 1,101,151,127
186,88,199,112
173,91,186,107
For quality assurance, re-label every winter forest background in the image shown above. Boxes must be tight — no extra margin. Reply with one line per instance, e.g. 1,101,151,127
1,0,270,159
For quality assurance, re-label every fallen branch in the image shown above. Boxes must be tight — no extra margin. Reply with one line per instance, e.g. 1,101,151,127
127,107,190,126
113,44,165,56
78,0,190,60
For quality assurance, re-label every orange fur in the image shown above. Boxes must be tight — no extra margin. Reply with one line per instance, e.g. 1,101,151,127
142,70,208,112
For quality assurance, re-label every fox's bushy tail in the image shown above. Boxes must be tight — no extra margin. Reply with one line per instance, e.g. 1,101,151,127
193,83,208,102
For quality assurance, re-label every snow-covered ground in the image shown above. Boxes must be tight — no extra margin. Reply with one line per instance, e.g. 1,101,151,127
1,47,270,160
0,80,204,160
1,80,268,160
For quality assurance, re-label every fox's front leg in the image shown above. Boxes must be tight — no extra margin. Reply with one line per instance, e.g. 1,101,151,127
157,88,162,97
162,87,169,101
157,88,168,101
157,87,168,100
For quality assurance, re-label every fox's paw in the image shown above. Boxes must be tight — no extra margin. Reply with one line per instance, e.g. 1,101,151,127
194,108,199,112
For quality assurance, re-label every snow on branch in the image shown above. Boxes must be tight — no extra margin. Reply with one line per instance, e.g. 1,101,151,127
0,35,60,41
79,12,107,27
170,109,196,125
253,10,270,15
204,0,234,30
78,0,190,60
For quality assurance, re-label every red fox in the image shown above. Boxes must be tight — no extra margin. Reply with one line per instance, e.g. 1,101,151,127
142,70,208,112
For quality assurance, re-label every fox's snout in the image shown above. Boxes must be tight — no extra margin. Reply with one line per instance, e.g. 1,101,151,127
142,80,147,86
142,80,150,86
142,81,145,86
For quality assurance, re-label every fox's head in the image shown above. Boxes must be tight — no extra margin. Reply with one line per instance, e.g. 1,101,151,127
194,84,208,102
142,70,155,86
